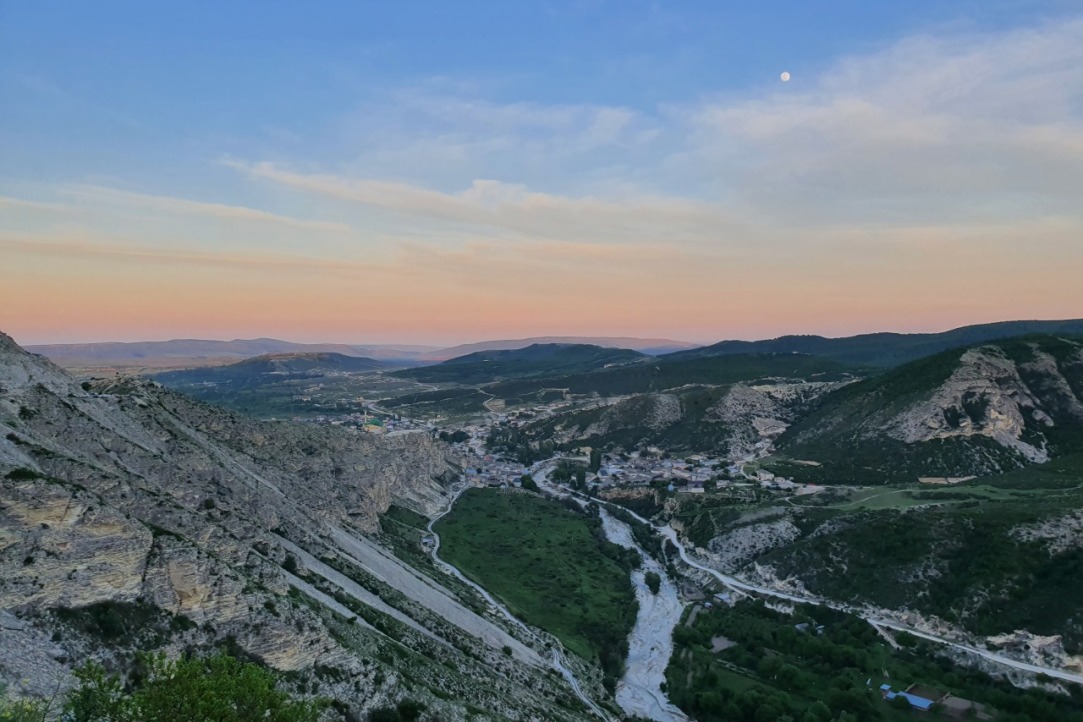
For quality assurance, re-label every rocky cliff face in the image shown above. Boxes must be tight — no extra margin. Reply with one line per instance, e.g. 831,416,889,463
705,381,847,459
884,346,1060,462
0,332,587,720
779,336,1083,482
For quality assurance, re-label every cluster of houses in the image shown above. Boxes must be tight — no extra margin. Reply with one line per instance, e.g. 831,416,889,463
300,411,432,435
588,449,816,496
463,456,530,488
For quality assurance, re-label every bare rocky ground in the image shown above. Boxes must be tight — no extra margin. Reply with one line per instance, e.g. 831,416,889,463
886,346,1058,461
0,332,590,721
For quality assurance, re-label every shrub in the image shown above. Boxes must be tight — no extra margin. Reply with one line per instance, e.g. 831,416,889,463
0,684,51,722
66,652,322,722
645,571,662,595
5,468,41,481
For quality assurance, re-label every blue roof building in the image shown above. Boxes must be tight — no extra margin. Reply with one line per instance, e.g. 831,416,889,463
880,685,936,712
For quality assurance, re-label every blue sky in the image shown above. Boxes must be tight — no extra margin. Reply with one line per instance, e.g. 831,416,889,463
2,2,1082,344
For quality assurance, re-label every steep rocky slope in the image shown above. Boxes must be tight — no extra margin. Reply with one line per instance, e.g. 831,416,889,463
0,332,593,720
774,336,1083,483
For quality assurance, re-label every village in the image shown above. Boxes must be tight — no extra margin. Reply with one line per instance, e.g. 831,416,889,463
445,412,826,500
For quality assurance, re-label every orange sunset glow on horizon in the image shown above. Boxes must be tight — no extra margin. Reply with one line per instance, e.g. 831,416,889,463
2,6,1081,348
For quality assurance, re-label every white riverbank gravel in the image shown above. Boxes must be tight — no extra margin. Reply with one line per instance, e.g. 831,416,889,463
599,510,689,722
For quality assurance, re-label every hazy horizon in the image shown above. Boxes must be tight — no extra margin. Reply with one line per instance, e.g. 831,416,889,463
15,314,1083,350
3,2,1081,346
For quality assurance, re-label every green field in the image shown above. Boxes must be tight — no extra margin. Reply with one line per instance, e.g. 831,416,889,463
434,488,638,689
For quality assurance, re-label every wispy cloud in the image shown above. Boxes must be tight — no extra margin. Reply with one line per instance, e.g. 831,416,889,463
677,17,1083,223
5,15,1083,345
0,232,356,273
0,185,351,233
229,160,736,245
62,186,353,232
0,196,76,214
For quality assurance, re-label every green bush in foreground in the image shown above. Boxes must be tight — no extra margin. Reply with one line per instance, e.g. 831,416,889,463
65,652,322,722
0,690,49,722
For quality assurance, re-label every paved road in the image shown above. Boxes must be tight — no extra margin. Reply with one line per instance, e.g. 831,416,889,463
533,461,1083,687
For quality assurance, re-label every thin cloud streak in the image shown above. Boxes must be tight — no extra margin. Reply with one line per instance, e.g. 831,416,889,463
0,187,352,233
228,160,740,245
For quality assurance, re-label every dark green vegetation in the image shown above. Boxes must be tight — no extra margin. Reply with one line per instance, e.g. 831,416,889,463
367,700,426,722
644,571,661,594
667,492,769,547
606,505,664,561
434,488,638,691
54,601,196,648
393,343,646,384
493,353,854,398
387,351,855,419
157,352,387,382
667,599,1083,722
667,318,1083,368
761,479,1083,652
380,386,497,418
664,454,1083,652
775,335,1083,484
1,652,321,722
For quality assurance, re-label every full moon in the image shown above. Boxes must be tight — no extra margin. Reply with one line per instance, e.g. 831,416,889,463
780,71,791,82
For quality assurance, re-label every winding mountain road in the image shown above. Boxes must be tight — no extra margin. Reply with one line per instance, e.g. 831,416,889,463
631,498,1083,685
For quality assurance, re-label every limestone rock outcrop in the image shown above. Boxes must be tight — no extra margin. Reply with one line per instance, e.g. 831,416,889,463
0,332,584,721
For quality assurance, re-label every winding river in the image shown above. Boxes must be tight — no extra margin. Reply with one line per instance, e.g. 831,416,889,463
598,510,689,722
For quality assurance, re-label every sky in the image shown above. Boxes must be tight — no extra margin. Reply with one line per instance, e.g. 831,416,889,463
2,1,1082,346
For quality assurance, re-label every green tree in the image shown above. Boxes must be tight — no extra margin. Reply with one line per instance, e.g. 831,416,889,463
645,571,661,595
66,652,322,722
575,467,587,490
520,474,540,492
589,448,602,473
800,701,833,722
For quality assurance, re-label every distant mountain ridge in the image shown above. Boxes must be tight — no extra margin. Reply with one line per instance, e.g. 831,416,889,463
419,336,699,361
154,351,387,385
394,343,647,384
26,338,436,370
667,319,1083,368
27,319,1083,373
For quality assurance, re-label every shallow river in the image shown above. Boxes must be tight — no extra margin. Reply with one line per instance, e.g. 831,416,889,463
599,510,689,722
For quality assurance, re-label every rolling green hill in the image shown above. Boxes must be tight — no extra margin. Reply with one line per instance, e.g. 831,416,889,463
665,318,1083,368
770,335,1083,484
151,352,391,417
392,343,646,384
155,352,387,385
